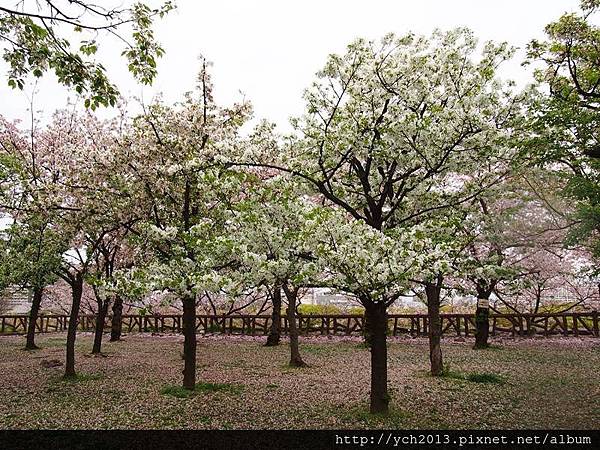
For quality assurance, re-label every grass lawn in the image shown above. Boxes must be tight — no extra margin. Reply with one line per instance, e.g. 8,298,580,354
0,333,598,429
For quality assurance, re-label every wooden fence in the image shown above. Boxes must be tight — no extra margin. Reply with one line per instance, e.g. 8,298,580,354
0,312,599,338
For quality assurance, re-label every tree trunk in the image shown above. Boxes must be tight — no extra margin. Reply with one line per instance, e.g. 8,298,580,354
365,301,389,414
25,287,43,350
92,298,110,354
182,293,197,390
425,282,443,376
284,286,307,367
265,284,282,346
474,289,491,349
110,295,123,341
65,275,83,378
363,309,372,347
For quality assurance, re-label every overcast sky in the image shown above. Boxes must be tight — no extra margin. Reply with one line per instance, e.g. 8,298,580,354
0,0,582,131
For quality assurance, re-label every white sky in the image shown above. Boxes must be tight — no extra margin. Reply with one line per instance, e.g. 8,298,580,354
0,0,582,131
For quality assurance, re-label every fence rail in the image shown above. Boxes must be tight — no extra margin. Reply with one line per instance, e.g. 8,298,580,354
0,312,599,338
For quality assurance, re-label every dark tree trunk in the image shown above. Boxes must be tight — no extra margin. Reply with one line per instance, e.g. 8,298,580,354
182,293,197,390
265,284,282,346
474,305,489,349
425,282,443,376
474,287,491,349
92,298,110,354
110,295,123,342
25,287,43,350
65,275,83,378
364,301,389,414
283,285,307,367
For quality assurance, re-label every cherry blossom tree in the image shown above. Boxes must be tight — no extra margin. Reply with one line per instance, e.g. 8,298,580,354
88,229,136,354
0,107,134,377
227,175,322,367
496,248,599,316
241,28,526,413
0,116,70,352
408,215,469,376
455,171,576,347
0,217,65,349
0,116,67,349
111,61,252,390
